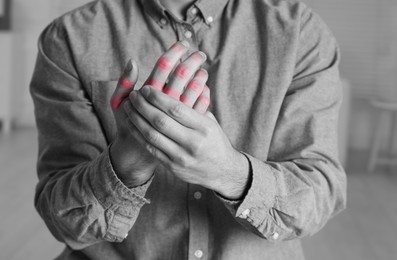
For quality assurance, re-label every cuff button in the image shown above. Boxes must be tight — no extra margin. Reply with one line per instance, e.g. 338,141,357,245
240,209,250,219
271,232,279,240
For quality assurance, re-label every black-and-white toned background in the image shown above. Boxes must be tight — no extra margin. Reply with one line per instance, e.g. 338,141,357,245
0,0,396,259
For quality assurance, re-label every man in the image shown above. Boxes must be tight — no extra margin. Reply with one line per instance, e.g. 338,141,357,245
30,0,347,259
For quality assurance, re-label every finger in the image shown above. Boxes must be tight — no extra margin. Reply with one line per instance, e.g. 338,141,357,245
128,90,194,146
193,85,211,113
111,59,139,111
123,97,182,162
139,85,206,130
145,40,189,91
180,69,208,107
163,51,207,100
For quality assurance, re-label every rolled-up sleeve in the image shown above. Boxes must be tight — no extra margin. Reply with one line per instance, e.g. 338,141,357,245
30,22,152,250
220,8,347,241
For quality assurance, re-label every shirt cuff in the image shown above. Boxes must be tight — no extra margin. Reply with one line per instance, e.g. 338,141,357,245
88,147,153,241
217,152,282,240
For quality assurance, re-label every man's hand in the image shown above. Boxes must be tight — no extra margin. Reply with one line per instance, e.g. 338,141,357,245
125,86,250,199
110,59,157,187
110,41,211,187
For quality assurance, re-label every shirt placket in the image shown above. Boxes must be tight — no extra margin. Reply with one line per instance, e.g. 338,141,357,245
173,22,198,59
187,184,209,260
171,7,205,57
164,10,210,260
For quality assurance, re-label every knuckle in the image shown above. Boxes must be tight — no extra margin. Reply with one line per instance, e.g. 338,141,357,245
202,123,214,136
169,103,185,118
146,130,160,144
175,64,189,79
145,143,156,156
153,116,168,130
174,154,189,168
157,57,173,72
188,80,203,93
188,141,201,156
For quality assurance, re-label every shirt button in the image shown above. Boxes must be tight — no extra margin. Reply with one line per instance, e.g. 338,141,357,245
193,191,202,200
160,18,167,25
184,30,193,39
240,209,250,219
191,7,198,15
271,232,280,240
194,250,203,258
207,16,214,24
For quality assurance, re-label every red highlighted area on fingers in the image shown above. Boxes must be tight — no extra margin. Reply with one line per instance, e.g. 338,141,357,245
176,64,189,79
198,96,211,107
180,95,192,106
187,81,203,93
147,80,164,90
163,87,180,100
111,95,123,111
158,57,173,72
119,78,133,88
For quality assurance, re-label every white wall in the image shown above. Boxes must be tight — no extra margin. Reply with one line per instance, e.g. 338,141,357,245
9,0,90,128
304,0,397,151
10,0,53,127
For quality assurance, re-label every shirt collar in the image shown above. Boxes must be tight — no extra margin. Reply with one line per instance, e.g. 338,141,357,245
138,0,229,26
194,0,229,25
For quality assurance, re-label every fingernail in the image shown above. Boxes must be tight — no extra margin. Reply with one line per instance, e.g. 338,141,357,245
180,40,190,48
141,85,150,97
124,59,133,73
130,91,137,101
198,51,207,60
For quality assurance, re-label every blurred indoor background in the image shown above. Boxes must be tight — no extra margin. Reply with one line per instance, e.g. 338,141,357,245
1,0,396,259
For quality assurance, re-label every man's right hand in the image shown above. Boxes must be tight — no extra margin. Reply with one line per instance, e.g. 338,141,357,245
109,41,210,188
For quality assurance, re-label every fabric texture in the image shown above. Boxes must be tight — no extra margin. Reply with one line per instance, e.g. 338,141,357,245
30,0,347,259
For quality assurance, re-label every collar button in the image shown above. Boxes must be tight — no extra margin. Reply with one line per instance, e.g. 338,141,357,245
191,7,198,15
160,18,167,25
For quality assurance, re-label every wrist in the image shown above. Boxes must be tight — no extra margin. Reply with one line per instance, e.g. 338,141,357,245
213,150,251,200
109,137,156,188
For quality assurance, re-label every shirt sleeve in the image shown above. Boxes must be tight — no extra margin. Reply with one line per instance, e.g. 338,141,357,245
30,21,152,250
219,8,347,241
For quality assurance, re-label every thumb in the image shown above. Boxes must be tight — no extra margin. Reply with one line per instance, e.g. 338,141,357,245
111,59,139,111
205,111,218,122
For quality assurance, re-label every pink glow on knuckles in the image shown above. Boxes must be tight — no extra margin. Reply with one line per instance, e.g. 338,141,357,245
119,78,133,88
198,96,211,107
187,81,202,93
111,95,122,110
163,87,180,100
176,64,189,79
147,80,164,90
180,95,192,106
158,57,173,72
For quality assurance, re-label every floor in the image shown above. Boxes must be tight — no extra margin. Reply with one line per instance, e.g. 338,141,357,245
0,129,396,260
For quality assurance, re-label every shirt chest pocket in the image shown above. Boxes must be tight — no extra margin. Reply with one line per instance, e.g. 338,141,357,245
90,80,119,144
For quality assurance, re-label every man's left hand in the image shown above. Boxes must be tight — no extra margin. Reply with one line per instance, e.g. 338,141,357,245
125,85,250,200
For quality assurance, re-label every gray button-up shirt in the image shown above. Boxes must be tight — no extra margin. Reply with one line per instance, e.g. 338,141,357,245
30,0,347,259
